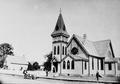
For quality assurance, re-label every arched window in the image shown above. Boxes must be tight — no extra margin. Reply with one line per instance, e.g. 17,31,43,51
63,25,66,31
63,61,66,69
62,46,64,55
67,60,70,69
65,47,67,55
71,60,74,69
54,46,56,55
57,46,59,55
92,58,94,70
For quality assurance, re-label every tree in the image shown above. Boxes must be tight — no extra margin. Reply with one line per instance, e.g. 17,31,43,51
43,52,52,72
27,62,33,70
27,62,40,71
33,62,40,70
0,43,14,56
0,43,14,68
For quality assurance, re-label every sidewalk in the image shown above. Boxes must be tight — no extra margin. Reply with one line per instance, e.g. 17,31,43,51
37,75,119,83
0,69,119,83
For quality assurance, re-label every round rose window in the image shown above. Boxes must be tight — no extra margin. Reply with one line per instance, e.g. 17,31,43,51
71,47,78,55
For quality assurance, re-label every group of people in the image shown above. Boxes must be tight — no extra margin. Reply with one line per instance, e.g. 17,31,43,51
23,70,102,82
23,70,36,79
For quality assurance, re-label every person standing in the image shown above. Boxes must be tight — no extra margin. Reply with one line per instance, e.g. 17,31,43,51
96,71,102,82
23,70,27,79
46,70,48,76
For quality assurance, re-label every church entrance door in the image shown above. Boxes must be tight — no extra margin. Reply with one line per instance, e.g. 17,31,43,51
53,62,58,73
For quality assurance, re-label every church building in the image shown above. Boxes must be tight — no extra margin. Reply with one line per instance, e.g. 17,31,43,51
50,12,116,76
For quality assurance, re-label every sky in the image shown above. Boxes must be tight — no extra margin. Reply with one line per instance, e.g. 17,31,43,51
0,0,120,64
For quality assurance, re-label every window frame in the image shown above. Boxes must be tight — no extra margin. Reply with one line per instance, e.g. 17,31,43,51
92,58,94,70
67,60,70,69
57,46,59,55
63,61,66,69
54,46,56,55
62,46,64,55
71,60,74,69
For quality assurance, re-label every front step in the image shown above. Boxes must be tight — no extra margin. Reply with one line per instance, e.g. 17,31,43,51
48,72,59,77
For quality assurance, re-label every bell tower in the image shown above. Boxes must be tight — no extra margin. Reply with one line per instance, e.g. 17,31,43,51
51,12,70,62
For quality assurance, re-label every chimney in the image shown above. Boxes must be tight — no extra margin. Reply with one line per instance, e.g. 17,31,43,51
82,34,87,44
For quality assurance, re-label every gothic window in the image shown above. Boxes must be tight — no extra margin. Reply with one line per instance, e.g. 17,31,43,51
71,60,74,69
63,61,66,69
62,46,64,55
57,46,59,55
55,25,59,31
65,47,67,55
101,59,104,70
54,46,56,55
67,60,70,69
108,63,112,70
63,25,66,31
92,58,94,70
85,61,87,70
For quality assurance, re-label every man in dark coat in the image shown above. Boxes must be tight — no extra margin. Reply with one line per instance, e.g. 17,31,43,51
96,71,102,82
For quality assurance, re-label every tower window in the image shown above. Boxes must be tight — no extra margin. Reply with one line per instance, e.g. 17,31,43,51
63,61,66,69
108,63,112,70
92,58,94,70
101,59,104,70
54,46,56,55
63,25,66,31
55,25,59,31
85,61,87,70
67,60,70,69
57,46,59,55
62,46,64,55
65,47,67,55
71,60,74,69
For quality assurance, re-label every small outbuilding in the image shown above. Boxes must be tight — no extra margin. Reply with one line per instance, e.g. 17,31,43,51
4,55,28,71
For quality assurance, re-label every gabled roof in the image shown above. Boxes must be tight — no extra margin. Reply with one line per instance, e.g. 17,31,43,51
51,13,70,38
93,40,111,57
67,34,114,58
105,57,116,63
114,57,120,63
74,34,99,57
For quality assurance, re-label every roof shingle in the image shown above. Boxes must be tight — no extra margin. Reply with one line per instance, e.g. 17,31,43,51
73,34,112,58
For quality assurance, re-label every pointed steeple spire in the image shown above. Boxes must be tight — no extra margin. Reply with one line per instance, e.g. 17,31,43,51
51,11,70,38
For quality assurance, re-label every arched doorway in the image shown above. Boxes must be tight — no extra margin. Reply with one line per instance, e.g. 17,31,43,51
53,67,56,73
53,62,58,73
